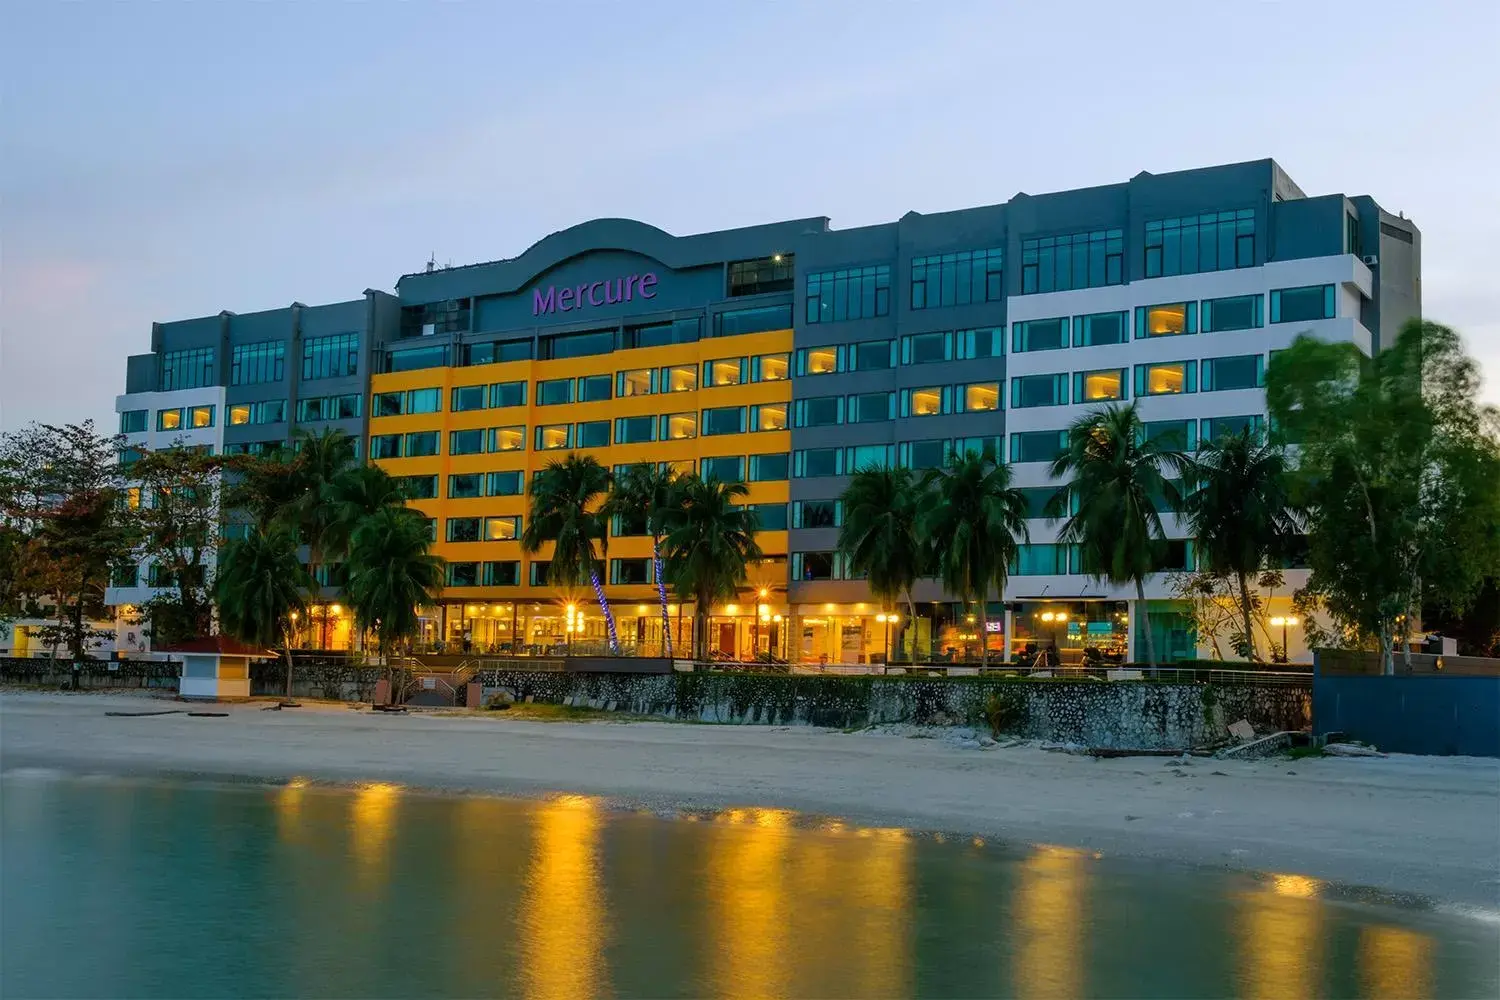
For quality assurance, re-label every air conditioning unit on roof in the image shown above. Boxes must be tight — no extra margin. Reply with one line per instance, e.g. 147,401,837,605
1361,254,1379,266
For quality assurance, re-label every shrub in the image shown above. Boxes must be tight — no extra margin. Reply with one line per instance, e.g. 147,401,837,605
983,687,1028,738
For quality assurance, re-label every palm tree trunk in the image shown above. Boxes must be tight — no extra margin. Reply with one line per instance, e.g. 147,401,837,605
283,625,295,702
653,536,672,658
1236,571,1258,662
1136,578,1158,670
588,567,619,654
695,592,709,661
978,599,989,668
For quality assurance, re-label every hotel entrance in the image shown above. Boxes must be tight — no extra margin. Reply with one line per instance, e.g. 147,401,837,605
1009,601,1129,667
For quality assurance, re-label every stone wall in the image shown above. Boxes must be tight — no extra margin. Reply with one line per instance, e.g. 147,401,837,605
479,670,1311,750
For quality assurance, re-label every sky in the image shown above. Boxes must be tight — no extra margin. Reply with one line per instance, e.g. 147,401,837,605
3,0,1497,432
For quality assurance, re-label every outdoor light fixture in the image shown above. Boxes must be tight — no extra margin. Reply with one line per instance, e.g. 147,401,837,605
329,604,342,616
1270,615,1300,663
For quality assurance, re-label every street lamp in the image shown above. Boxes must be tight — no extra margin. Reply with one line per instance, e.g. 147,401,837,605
875,612,901,664
1270,615,1299,663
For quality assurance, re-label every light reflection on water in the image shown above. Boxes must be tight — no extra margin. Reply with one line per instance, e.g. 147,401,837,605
1,773,1495,999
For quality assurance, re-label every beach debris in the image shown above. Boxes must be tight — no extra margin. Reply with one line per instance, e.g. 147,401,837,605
104,709,183,717
996,738,1029,749
1228,719,1256,742
1041,741,1090,755
187,711,228,718
1216,732,1295,760
1323,742,1387,758
977,735,997,748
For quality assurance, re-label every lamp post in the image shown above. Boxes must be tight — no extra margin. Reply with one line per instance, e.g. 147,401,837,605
289,610,299,649
875,612,901,664
1270,615,1299,663
564,603,577,656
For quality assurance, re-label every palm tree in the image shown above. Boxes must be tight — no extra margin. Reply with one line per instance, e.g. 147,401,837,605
1184,428,1298,661
345,506,444,687
284,427,357,584
923,451,1029,666
661,475,762,660
837,465,929,662
214,525,314,701
227,446,303,531
321,463,408,563
1050,403,1186,669
523,454,620,653
606,463,681,656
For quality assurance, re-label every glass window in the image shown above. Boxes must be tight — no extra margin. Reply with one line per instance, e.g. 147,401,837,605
535,424,573,450
228,405,251,426
845,444,893,471
1270,285,1335,323
793,551,838,581
748,452,789,481
797,345,842,376
188,405,214,428
714,302,794,337
899,439,949,470
120,409,147,433
805,264,891,324
617,368,655,397
794,396,843,428
1144,209,1255,277
577,374,612,403
484,516,521,541
610,558,653,585
901,330,952,364
487,426,525,453
751,403,788,432
848,391,893,423
230,341,286,386
1150,540,1194,573
1201,294,1263,333
705,358,747,387
446,562,480,587
537,378,574,406
1073,311,1128,347
1346,213,1362,256
753,353,790,382
384,344,450,374
449,429,485,455
1201,354,1265,392
745,503,788,531
1201,415,1265,444
540,328,615,360
959,382,1000,413
1010,430,1066,464
850,340,894,371
370,434,403,459
373,391,405,417
1143,419,1197,452
910,247,1004,310
160,347,215,391
956,327,1003,360
406,388,441,414
901,386,949,417
1074,369,1126,403
1011,374,1068,409
702,456,745,481
1012,318,1069,353
575,420,610,448
702,406,747,436
794,448,843,477
1011,544,1072,576
728,254,795,296
614,415,657,444
157,408,183,431
1135,361,1196,397
490,381,527,408
1016,487,1061,519
661,412,697,440
794,499,840,529
464,338,532,366
1135,302,1197,338
661,365,697,393
404,431,439,457
483,561,522,586
624,317,700,349
302,333,360,381
487,471,524,496
952,436,1001,460
1020,228,1123,294
448,473,484,499
451,385,487,412
396,475,439,500
447,517,482,543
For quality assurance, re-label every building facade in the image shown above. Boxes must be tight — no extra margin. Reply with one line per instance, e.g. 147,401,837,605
109,158,1420,664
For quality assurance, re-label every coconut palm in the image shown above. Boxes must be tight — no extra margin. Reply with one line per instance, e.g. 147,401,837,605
523,454,620,653
661,475,762,660
1183,427,1299,661
1050,402,1186,669
321,463,409,562
837,465,929,661
345,506,444,682
214,525,314,701
923,451,1030,666
606,463,681,656
283,427,357,583
227,446,303,531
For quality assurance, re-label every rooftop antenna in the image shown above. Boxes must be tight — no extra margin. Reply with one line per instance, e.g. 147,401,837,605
425,253,436,273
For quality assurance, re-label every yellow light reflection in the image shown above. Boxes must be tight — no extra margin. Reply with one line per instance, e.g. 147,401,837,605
275,776,309,841
1236,874,1324,1000
709,808,794,999
351,782,401,880
1271,872,1321,898
521,795,607,1000
842,826,912,998
1359,924,1433,999
1014,845,1090,1000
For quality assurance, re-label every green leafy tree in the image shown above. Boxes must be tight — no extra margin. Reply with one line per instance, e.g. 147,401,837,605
225,445,303,532
282,428,357,585
524,454,620,653
922,449,1029,666
345,507,444,682
320,463,409,563
662,475,762,660
606,463,681,656
837,465,929,661
1050,403,1185,669
129,446,225,644
215,526,314,700
1182,428,1299,661
1267,320,1500,672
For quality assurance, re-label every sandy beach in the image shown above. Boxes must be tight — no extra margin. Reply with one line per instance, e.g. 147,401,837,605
3,690,1497,909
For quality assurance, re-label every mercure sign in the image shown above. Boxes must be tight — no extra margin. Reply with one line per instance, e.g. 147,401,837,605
532,272,659,316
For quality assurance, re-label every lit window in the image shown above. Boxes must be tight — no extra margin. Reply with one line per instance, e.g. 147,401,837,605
707,358,745,387
536,424,571,450
909,388,943,416
803,347,839,374
662,413,697,440
484,516,521,541
1136,302,1197,338
618,369,654,397
754,353,789,382
662,365,697,393
1138,362,1192,396
157,409,183,431
228,405,250,426
1079,369,1125,401
189,405,214,428
961,383,1000,412
753,403,788,431
487,426,525,452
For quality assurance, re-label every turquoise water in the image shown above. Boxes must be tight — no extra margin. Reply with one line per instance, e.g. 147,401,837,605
2,773,1495,999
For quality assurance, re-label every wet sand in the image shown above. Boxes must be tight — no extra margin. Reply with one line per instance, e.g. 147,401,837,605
3,691,1497,908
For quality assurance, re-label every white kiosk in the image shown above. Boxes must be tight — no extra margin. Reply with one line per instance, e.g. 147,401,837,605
157,637,273,701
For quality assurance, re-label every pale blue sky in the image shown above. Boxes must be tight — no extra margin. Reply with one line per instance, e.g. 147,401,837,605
3,0,1497,430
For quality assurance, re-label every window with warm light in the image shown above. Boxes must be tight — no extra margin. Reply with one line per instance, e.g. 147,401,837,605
706,358,746,387
661,412,697,440
661,365,697,393
1136,302,1197,338
961,383,1000,412
157,408,183,431
535,424,572,450
484,516,521,541
184,405,212,428
752,353,789,382
617,368,655,397
799,346,840,375
751,403,787,431
903,386,946,417
1076,368,1126,402
487,426,525,452
1136,362,1193,397
228,405,251,426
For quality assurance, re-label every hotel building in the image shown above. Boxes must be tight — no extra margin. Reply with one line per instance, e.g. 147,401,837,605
108,158,1419,664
